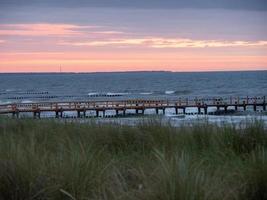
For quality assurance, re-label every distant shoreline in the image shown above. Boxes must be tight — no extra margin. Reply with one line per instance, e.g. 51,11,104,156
0,69,266,75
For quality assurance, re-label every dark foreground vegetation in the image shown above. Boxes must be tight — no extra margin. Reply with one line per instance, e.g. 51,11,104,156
0,118,267,200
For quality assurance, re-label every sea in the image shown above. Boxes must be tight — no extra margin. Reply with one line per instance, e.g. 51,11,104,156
0,71,267,126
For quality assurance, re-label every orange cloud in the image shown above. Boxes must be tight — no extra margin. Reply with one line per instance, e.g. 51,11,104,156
60,38,267,48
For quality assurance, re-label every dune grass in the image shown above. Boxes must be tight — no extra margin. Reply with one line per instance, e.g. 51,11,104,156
0,117,266,200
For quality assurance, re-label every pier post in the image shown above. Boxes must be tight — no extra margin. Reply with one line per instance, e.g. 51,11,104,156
60,111,63,118
204,107,208,115
116,110,119,116
12,111,19,118
33,111,40,119
55,111,59,118
155,108,159,114
235,105,238,111
77,111,81,118
224,106,227,112
142,109,145,115
198,107,201,114
136,109,138,114
183,107,186,114
162,108,165,115
253,104,257,111
83,111,86,118
96,110,99,117
123,109,126,116
175,107,178,114
103,110,105,117
216,106,220,111
243,101,246,111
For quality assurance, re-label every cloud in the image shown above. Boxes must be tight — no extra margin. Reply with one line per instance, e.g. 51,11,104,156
91,31,125,35
1,0,267,11
0,23,98,36
0,40,5,43
59,38,267,48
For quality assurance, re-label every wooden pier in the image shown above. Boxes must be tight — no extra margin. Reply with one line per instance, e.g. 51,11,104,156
0,96,266,118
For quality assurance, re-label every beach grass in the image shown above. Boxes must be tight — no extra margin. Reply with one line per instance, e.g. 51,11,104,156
0,117,266,199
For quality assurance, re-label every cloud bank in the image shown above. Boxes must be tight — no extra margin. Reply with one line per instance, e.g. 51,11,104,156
1,0,267,11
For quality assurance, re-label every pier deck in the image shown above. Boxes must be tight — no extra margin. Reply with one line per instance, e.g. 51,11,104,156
0,96,266,118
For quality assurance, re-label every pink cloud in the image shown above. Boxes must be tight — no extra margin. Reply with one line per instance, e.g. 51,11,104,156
0,23,102,36
59,37,267,48
0,24,86,36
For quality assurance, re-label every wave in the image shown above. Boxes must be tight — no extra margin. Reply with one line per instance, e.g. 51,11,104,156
88,92,129,97
21,100,34,103
140,92,153,95
165,90,175,95
0,100,12,105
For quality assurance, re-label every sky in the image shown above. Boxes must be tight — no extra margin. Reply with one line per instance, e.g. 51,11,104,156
0,0,267,72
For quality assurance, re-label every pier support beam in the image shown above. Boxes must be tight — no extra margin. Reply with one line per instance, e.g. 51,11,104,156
96,110,99,117
183,107,186,114
253,105,257,111
12,111,19,118
162,108,165,115
123,109,126,116
77,111,81,118
156,108,159,115
235,105,238,111
116,110,119,116
243,101,246,111
83,111,86,118
198,107,201,114
204,107,208,115
224,106,228,112
33,111,40,119
175,107,178,115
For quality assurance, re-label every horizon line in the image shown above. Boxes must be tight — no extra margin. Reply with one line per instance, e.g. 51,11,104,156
0,69,266,74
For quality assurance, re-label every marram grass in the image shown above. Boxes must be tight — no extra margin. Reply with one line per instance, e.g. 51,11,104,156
0,118,266,200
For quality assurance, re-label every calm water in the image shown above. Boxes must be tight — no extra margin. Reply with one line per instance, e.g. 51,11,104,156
0,71,266,104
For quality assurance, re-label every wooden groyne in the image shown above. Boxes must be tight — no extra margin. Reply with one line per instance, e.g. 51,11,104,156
0,96,266,118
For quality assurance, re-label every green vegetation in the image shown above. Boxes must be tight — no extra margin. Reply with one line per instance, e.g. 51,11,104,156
0,118,266,200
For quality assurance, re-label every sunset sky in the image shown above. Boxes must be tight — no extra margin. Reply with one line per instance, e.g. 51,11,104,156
0,0,267,72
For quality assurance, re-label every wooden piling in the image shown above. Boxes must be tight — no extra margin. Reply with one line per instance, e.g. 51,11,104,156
198,107,201,114
204,107,208,115
175,107,178,114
